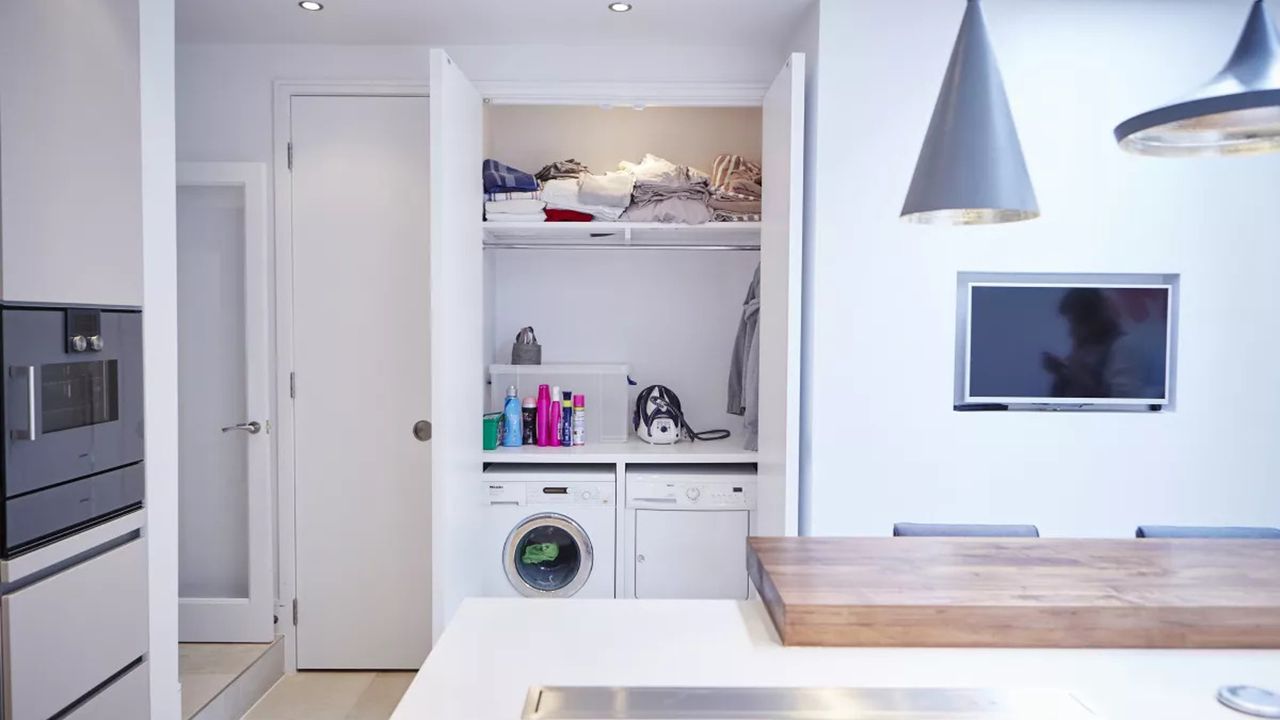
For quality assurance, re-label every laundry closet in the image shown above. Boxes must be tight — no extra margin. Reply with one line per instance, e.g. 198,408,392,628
426,50,803,636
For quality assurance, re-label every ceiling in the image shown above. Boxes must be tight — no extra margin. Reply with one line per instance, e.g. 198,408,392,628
177,0,814,46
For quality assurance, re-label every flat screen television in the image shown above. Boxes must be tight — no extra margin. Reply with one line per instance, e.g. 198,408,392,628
962,281,1174,406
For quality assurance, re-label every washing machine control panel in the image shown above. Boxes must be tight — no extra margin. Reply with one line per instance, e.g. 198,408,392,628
486,481,615,506
627,480,755,509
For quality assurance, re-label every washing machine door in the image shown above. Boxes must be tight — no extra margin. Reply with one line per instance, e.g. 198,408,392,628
503,512,594,598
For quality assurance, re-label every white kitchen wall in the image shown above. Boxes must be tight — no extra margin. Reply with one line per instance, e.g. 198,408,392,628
803,0,1280,537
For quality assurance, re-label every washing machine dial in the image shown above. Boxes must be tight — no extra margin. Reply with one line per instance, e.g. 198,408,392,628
685,486,701,502
581,489,593,501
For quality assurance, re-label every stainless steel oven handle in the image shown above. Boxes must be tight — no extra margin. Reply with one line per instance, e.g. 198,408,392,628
9,365,38,441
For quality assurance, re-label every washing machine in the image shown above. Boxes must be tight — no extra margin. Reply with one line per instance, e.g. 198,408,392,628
483,465,616,598
622,465,757,600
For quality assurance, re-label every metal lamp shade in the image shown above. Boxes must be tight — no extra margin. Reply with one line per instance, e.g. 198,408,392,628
901,0,1039,225
1116,0,1280,157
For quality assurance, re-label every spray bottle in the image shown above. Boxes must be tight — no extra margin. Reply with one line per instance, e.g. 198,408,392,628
572,394,586,446
549,385,563,447
535,384,552,447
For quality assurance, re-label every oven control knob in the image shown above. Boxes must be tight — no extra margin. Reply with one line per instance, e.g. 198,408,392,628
685,487,701,502
70,335,88,352
88,335,103,351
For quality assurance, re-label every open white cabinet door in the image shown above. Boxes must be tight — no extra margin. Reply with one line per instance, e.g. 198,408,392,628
428,49,486,640
757,53,805,537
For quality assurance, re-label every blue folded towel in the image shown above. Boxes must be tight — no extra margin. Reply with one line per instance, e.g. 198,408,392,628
483,159,539,194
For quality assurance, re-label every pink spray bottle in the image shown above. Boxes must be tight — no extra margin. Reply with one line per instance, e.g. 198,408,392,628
535,384,552,447
548,385,563,446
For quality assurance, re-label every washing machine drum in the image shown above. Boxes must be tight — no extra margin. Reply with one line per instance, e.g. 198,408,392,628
503,513,595,597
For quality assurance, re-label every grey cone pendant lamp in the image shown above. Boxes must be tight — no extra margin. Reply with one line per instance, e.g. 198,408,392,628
1116,0,1280,157
901,0,1038,225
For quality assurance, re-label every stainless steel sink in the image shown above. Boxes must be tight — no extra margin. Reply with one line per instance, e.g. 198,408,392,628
521,687,1096,719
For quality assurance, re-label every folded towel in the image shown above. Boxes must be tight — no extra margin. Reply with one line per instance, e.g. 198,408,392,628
485,190,542,202
541,178,626,221
708,198,761,214
485,212,545,223
545,209,594,222
485,199,546,215
483,159,538,194
578,172,636,208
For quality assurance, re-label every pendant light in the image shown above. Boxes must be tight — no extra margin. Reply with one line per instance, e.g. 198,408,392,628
1115,0,1280,157
901,0,1039,225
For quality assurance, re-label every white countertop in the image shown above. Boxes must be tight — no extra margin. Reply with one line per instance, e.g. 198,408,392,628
392,598,1280,719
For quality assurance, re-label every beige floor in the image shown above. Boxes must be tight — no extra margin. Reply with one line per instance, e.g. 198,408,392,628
242,672,416,720
180,643,275,719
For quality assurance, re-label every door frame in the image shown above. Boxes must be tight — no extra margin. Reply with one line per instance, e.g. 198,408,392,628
175,161,274,642
271,81,429,671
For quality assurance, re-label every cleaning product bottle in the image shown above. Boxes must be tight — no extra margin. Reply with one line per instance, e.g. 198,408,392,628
572,394,586,446
502,386,522,448
521,397,537,445
549,385,563,447
560,391,574,447
535,384,552,447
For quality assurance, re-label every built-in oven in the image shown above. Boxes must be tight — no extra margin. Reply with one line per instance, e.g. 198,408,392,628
2,306,144,558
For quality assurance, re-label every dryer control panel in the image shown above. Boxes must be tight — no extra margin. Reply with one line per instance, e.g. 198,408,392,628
626,480,756,509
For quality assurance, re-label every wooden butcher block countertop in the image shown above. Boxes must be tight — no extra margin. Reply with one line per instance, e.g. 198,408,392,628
746,537,1280,648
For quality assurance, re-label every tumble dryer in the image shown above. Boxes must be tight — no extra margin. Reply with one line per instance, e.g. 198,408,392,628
483,465,616,598
622,465,757,600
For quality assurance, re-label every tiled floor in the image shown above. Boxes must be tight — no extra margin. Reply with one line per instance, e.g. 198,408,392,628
180,643,275,719
242,671,416,720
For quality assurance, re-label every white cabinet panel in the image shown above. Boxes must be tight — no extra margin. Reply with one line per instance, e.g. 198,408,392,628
0,0,144,306
1,538,148,720
757,54,805,536
634,510,751,600
64,661,149,720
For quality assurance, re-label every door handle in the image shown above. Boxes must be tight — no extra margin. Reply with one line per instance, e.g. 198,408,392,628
413,420,432,442
222,421,262,435
9,366,37,441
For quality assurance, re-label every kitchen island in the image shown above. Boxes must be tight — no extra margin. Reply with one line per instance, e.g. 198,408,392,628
390,598,1280,719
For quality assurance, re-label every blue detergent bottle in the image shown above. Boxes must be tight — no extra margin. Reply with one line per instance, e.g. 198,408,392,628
502,385,523,447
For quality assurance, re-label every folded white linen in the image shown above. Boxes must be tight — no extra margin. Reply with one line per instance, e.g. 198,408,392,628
540,178,626,221
484,212,545,223
577,172,635,208
485,199,546,214
618,153,685,184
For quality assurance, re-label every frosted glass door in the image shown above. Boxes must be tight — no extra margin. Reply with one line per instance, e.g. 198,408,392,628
634,510,750,600
177,164,273,642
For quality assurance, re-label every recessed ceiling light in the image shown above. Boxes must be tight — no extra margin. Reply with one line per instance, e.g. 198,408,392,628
298,1,323,11
608,2,632,12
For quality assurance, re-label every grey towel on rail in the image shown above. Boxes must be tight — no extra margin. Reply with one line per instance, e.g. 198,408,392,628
728,264,761,451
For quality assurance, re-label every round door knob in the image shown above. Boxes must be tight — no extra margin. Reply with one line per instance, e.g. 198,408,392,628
637,554,646,563
685,487,701,501
70,335,88,352
412,420,433,442
88,335,103,351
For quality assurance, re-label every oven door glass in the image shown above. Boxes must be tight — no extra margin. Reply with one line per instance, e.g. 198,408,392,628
41,360,120,433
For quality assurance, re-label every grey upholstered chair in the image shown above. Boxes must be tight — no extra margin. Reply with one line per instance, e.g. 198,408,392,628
1134,525,1280,539
892,522,1040,538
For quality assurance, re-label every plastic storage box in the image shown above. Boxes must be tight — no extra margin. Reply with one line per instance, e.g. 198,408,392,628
489,363,630,444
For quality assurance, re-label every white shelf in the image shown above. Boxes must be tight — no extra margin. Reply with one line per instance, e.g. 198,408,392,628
481,437,757,465
482,221,760,250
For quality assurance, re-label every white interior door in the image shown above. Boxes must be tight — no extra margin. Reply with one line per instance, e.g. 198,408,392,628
290,94,432,669
758,54,805,537
177,163,274,642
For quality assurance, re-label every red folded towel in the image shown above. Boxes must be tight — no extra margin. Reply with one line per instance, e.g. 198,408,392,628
544,209,595,222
